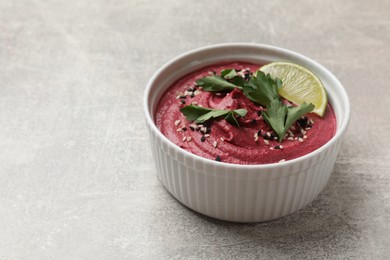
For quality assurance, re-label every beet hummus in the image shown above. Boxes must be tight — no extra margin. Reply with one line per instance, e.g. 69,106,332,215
155,62,336,165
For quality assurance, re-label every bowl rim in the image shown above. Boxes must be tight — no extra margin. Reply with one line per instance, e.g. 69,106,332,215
144,42,350,170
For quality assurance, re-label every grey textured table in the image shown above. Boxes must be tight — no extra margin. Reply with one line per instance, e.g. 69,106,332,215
1,0,389,259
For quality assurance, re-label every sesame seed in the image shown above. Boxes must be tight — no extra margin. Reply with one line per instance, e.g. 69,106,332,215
204,134,210,138
174,120,181,126
266,132,271,137
309,119,315,125
257,129,262,135
298,137,304,142
254,132,259,138
288,137,294,141
182,127,187,131
213,141,218,148
305,127,311,131
200,136,205,142
300,129,306,135
289,125,296,131
182,137,186,141
186,137,192,142
279,159,286,163
251,119,257,124
179,100,186,104
176,95,181,99
194,90,201,95
191,101,198,105
215,156,221,162
177,128,182,132
274,145,283,150
303,135,308,139
264,139,270,145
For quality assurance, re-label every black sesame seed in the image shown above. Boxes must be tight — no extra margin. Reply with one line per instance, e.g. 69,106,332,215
182,127,187,131
179,95,186,99
187,87,195,92
205,127,211,134
270,132,277,139
190,93,195,98
251,119,257,124
297,117,308,128
263,134,270,140
215,155,221,162
189,126,195,131
257,110,262,116
201,136,206,142
212,70,216,75
274,145,281,150
180,100,186,104
257,129,262,135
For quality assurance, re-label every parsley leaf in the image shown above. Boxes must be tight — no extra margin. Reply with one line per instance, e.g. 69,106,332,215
195,76,238,92
262,101,315,142
243,70,281,107
180,105,247,126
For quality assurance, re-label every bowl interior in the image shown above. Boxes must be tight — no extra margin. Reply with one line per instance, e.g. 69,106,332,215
145,43,350,166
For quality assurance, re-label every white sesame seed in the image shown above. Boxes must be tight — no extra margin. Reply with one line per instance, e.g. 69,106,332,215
174,120,181,126
187,137,192,142
254,132,258,138
279,145,283,149
298,137,304,142
273,137,278,140
279,159,286,163
305,127,311,131
266,132,271,137
309,119,314,124
194,90,201,95
182,136,186,141
288,137,294,141
177,128,182,132
204,134,210,138
270,147,274,150
184,90,190,96
290,125,296,131
254,136,259,142
191,101,198,105
300,129,306,135
264,139,270,145
220,137,224,142
176,95,181,99
213,141,217,148
294,137,298,140
303,135,308,139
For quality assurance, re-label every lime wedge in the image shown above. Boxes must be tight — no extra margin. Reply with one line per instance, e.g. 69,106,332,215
259,62,328,117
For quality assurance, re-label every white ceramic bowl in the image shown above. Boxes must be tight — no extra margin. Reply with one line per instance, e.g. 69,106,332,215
144,43,350,222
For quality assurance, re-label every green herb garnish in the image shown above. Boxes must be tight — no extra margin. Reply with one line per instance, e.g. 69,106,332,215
180,105,247,127
191,69,315,141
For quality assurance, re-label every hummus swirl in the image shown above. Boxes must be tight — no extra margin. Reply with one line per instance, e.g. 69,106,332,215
155,62,336,165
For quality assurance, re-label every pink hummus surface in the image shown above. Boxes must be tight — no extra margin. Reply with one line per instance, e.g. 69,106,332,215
155,62,336,165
